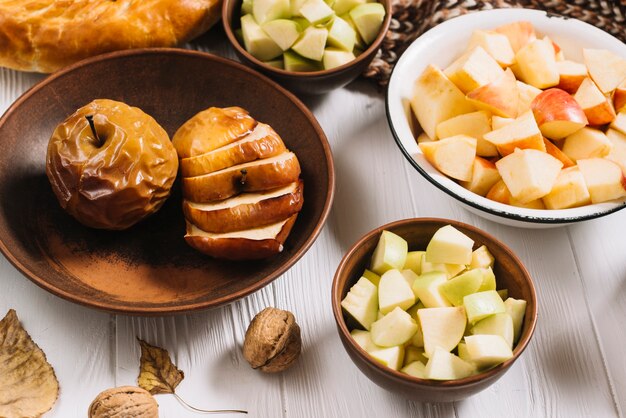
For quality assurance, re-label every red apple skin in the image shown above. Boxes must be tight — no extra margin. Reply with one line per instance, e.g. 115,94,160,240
585,102,617,126
614,82,626,113
543,137,575,168
531,88,588,139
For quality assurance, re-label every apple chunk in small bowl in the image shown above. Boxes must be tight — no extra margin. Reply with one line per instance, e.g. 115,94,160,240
331,218,537,402
386,9,626,228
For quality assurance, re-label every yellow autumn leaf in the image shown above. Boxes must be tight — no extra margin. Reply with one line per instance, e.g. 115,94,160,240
137,338,184,395
0,309,59,418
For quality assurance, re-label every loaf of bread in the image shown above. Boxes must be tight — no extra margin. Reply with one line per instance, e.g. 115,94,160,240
0,0,221,73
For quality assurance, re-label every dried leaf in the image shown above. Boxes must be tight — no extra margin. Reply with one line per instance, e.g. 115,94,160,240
0,309,59,417
137,338,184,395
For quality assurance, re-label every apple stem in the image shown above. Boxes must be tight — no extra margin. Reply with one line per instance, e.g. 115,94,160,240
85,115,103,147
240,169,248,185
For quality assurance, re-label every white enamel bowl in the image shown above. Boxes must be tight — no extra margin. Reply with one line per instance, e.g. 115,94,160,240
386,9,626,228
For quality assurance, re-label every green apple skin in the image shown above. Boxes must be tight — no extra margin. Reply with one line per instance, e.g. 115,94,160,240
463,290,506,325
349,2,385,45
283,50,322,71
403,346,428,366
403,251,425,275
370,230,408,275
497,289,509,300
242,0,253,15
464,334,513,368
241,15,283,61
362,268,381,286
401,360,427,378
327,16,356,51
253,0,291,24
369,345,404,370
439,269,483,306
470,312,514,348
341,277,378,330
418,306,466,357
350,329,383,352
424,347,476,380
406,304,424,347
457,341,473,363
411,271,452,308
332,0,365,15
292,27,329,61
425,225,474,266
263,58,284,69
371,306,418,347
262,19,301,50
469,245,495,269
477,267,496,292
504,297,527,343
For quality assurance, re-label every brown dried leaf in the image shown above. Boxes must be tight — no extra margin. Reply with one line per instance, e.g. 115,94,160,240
137,338,184,395
0,309,59,417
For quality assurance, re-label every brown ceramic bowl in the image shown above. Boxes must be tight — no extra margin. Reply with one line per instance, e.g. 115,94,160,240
0,48,334,315
331,218,537,402
222,0,392,95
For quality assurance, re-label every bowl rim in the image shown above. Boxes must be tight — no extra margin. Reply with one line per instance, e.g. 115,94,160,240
221,0,392,78
331,217,538,388
385,8,626,224
0,47,336,315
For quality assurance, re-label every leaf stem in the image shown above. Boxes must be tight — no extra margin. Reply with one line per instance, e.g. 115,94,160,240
172,393,248,415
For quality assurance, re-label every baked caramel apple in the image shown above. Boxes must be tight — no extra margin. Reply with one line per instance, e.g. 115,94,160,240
46,99,178,230
174,107,303,260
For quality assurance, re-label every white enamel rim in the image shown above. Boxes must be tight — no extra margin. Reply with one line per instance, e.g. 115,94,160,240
386,9,626,226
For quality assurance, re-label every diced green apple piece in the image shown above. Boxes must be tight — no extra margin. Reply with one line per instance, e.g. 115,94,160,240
241,0,253,15
253,0,291,24
469,245,495,269
401,360,427,378
362,268,381,286
340,13,366,49
378,269,415,314
299,0,335,24
341,277,378,330
291,27,328,61
404,251,425,275
349,3,385,45
401,269,418,292
333,0,365,15
262,19,301,50
264,58,284,69
377,310,384,320
497,289,508,300
370,230,408,275
439,269,483,306
463,290,506,325
292,16,311,29
327,16,356,51
424,347,476,380
241,15,283,61
470,312,514,348
404,346,428,366
420,253,466,279
371,307,418,347
350,329,382,352
283,50,321,71
406,304,424,347
369,345,404,370
426,225,475,265
411,272,452,308
477,267,496,292
504,297,527,343
323,48,355,69
418,307,466,357
457,342,472,364
464,334,513,368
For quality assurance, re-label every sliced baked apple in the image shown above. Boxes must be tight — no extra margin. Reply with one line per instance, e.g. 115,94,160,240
180,123,286,177
183,151,301,202
184,214,298,260
172,107,258,158
183,180,304,233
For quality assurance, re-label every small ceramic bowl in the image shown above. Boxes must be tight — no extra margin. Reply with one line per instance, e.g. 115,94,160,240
222,0,391,95
386,9,626,228
331,218,537,402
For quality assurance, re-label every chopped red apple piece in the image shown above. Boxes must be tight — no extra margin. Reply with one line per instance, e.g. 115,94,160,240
411,65,476,139
606,129,626,173
614,80,626,113
514,38,560,89
543,138,575,168
583,49,626,94
531,88,587,140
460,157,502,196
435,111,498,157
494,21,536,53
542,166,592,209
419,135,477,182
467,68,519,118
486,180,546,209
516,80,542,115
417,133,434,144
610,111,626,136
483,110,545,156
577,158,626,203
574,77,616,125
467,30,515,67
444,46,504,94
556,60,588,94
562,127,612,161
496,148,563,203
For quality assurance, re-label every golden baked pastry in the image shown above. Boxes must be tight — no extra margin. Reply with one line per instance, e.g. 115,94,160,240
174,107,304,260
0,0,221,72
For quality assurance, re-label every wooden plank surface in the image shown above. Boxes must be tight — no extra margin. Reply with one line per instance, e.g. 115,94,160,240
0,31,625,418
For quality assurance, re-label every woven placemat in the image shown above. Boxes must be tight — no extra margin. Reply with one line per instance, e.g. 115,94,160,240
365,0,626,86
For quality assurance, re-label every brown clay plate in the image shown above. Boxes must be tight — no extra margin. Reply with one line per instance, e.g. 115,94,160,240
0,48,334,315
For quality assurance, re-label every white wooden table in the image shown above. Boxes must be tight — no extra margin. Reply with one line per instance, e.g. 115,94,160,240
1,27,625,418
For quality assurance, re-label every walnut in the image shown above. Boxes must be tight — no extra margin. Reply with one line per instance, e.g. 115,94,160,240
243,307,302,373
88,386,158,418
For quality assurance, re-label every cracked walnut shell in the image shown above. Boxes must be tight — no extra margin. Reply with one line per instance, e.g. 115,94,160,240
243,307,302,373
88,386,158,418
